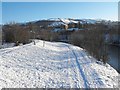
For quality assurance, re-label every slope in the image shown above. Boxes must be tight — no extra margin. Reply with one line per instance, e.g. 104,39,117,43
0,40,118,88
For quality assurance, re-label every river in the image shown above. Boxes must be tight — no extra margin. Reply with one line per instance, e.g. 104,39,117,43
108,45,120,73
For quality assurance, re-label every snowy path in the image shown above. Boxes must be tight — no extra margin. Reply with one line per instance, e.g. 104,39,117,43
67,45,105,88
0,40,118,88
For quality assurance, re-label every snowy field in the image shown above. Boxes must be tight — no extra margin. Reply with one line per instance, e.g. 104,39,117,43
0,40,119,88
0,43,15,49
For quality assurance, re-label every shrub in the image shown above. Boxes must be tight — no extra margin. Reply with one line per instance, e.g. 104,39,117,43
69,23,109,64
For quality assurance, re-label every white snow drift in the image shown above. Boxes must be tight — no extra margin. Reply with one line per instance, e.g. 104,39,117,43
0,40,119,88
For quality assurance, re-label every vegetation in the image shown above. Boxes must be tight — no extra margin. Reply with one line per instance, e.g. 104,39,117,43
3,23,29,45
2,21,118,64
69,23,118,64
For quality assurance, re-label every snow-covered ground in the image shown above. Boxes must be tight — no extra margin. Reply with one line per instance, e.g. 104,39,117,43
0,43,15,49
0,40,119,88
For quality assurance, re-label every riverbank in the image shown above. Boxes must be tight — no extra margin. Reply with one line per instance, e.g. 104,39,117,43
108,45,120,73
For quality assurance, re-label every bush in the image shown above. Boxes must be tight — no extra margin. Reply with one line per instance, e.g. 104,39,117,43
3,23,29,44
69,23,109,64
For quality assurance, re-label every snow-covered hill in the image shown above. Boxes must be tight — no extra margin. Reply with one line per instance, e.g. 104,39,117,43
0,40,118,88
48,18,99,27
48,18,108,26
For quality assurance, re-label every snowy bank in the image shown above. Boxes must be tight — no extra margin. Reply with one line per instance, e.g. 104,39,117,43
0,43,15,49
0,40,119,88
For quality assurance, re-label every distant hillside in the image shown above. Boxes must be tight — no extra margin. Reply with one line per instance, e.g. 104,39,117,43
30,18,100,27
24,18,118,32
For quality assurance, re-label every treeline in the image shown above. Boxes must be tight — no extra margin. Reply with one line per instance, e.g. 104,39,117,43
69,23,118,64
2,22,56,45
3,23,30,45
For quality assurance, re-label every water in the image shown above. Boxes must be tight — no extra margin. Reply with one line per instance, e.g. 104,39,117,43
108,45,120,73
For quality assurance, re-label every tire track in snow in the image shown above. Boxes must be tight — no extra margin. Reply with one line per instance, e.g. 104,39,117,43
60,44,79,88
66,46,80,88
79,51,105,88
65,45,90,89
73,46,105,88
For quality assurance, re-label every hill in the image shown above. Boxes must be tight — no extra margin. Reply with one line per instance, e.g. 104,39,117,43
0,40,118,88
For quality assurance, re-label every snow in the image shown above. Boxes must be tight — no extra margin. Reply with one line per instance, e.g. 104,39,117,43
0,43,15,49
48,18,107,28
49,18,78,27
60,19,78,24
0,40,119,88
60,19,70,24
82,19,97,24
49,21,66,27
